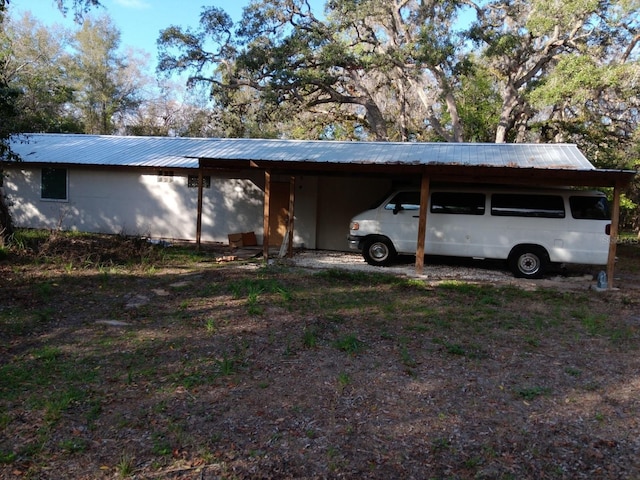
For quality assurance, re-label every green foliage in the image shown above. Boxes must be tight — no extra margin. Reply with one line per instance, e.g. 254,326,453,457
334,334,366,355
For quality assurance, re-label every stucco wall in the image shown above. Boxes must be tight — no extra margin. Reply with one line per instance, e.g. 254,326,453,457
3,167,275,244
3,166,394,250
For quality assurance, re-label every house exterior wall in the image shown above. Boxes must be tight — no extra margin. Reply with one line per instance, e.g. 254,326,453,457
315,176,394,251
3,165,392,251
3,166,305,244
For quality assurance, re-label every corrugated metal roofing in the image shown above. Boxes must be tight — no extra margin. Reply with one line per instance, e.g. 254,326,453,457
7,133,597,170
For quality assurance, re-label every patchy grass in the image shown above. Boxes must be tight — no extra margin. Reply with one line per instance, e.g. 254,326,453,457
0,230,639,479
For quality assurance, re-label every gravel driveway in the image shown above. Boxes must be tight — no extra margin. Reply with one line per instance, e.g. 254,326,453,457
287,249,605,291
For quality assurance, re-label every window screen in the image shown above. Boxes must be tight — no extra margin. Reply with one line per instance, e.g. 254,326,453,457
188,175,211,188
491,194,565,218
431,192,485,215
569,196,610,220
157,170,174,183
41,168,67,200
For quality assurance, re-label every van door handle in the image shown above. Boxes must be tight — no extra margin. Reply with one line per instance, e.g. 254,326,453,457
412,215,419,218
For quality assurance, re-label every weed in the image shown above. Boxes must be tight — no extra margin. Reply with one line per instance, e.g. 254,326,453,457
445,343,466,356
316,268,400,285
283,337,295,357
334,334,366,355
0,451,17,464
216,353,239,376
463,455,483,468
431,437,451,451
337,372,351,388
199,282,220,296
151,433,172,456
204,318,217,333
398,337,416,368
59,437,87,454
247,287,263,315
516,386,551,401
0,307,34,336
397,278,429,290
565,367,582,377
44,387,85,423
34,345,62,362
0,413,10,429
302,326,319,348
86,400,102,428
116,452,136,477
35,281,54,300
34,307,55,323
578,311,607,335
437,280,481,294
524,336,540,348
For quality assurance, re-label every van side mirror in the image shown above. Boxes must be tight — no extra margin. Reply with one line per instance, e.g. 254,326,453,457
393,204,403,215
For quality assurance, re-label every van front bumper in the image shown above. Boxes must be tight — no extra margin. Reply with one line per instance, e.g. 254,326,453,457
347,235,363,251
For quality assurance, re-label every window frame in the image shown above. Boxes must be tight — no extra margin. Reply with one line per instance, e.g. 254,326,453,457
41,167,68,201
569,196,610,220
188,175,211,189
491,193,565,219
430,192,486,215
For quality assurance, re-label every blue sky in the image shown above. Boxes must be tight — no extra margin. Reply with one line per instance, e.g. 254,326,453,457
12,0,325,67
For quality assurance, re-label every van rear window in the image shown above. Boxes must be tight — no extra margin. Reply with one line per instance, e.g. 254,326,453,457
431,192,485,215
569,196,610,220
491,194,565,218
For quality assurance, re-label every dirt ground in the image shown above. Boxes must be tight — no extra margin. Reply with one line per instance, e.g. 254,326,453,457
1,234,639,479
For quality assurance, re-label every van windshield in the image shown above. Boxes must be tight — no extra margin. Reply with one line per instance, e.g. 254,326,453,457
569,196,610,220
384,192,420,211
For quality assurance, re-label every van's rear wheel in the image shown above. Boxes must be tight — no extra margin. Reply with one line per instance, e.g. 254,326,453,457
363,237,396,266
509,246,548,278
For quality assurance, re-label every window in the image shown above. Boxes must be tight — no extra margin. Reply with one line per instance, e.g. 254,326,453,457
384,191,420,211
41,167,67,200
188,175,211,188
157,170,174,183
491,194,565,218
570,196,610,220
431,192,485,215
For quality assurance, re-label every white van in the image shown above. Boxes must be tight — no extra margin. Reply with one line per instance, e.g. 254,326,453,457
347,186,612,278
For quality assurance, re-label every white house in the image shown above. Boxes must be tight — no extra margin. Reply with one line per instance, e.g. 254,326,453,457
2,134,634,255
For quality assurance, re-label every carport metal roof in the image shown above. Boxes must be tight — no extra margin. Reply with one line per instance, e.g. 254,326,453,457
7,133,636,187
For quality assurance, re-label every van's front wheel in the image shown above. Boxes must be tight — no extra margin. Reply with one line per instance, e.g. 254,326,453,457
363,237,396,266
509,246,548,278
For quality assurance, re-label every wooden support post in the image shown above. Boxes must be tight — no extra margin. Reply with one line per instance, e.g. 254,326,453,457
415,173,430,275
263,170,271,262
287,176,296,257
606,182,622,289
196,167,204,251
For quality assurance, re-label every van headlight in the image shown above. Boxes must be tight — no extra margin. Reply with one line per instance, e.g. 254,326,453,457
350,222,359,231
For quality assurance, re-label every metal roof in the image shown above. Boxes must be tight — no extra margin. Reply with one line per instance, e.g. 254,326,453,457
7,133,598,170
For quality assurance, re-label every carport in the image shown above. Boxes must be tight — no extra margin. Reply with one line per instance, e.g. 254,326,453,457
190,140,635,288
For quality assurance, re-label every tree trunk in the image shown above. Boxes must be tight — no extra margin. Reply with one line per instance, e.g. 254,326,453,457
495,83,520,143
0,177,14,243
363,98,389,141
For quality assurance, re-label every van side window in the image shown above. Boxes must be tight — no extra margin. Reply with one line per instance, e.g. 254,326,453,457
431,192,485,215
384,192,420,211
570,196,610,220
491,194,565,218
